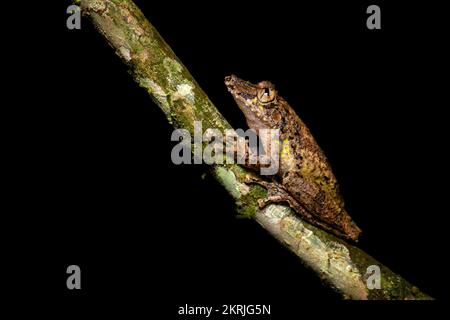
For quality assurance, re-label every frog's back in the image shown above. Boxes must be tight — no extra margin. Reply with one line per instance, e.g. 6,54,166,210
277,98,360,237
278,97,344,206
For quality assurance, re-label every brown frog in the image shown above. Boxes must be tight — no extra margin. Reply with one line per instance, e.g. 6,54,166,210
225,74,362,241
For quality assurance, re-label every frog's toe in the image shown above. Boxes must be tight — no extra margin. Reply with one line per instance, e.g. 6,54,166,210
244,174,256,184
257,198,268,209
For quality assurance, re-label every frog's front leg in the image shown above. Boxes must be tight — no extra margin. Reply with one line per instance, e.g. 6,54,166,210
230,139,270,172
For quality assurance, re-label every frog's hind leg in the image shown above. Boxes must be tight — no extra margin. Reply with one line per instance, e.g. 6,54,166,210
244,174,346,238
244,174,300,210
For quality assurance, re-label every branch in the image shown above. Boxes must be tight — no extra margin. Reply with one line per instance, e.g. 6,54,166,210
78,0,432,300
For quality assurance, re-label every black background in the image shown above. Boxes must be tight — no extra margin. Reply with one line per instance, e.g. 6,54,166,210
8,0,448,316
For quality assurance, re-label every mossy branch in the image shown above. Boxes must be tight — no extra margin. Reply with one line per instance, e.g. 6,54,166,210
78,0,432,300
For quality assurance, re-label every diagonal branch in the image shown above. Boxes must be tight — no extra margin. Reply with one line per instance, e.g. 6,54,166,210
77,0,431,300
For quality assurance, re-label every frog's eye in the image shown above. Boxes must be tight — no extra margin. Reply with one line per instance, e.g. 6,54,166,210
257,87,276,104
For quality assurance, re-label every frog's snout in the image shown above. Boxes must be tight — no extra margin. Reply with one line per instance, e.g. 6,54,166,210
224,74,237,88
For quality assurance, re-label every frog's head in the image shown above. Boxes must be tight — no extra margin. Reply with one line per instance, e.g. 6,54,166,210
225,74,280,131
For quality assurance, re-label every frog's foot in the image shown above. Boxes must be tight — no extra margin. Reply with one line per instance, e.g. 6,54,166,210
244,175,296,210
257,186,299,210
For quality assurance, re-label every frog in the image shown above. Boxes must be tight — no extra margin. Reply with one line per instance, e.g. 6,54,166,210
225,74,362,241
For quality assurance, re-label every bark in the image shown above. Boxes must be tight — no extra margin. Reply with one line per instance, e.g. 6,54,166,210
77,0,432,300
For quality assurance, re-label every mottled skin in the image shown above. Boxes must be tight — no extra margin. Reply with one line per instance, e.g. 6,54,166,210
225,75,361,241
